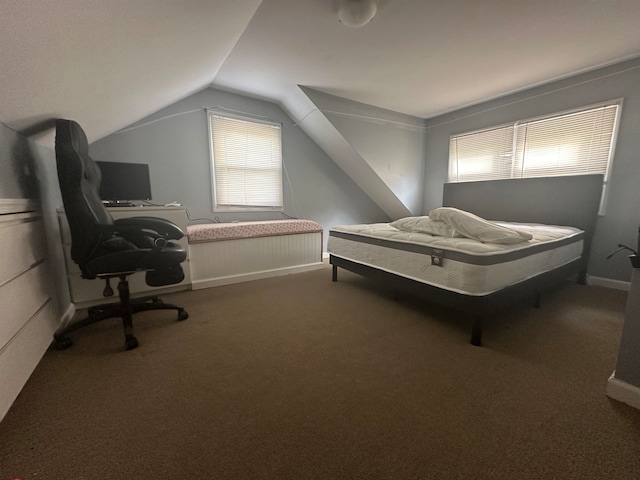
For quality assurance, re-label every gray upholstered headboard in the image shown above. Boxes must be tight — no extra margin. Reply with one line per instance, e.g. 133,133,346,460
442,175,603,238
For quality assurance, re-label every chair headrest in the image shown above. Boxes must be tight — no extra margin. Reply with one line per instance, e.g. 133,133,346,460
55,119,89,158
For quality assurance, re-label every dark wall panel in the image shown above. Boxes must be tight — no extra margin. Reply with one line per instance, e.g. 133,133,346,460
0,123,37,199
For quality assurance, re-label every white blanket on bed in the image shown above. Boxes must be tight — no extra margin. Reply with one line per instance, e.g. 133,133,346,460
331,222,580,255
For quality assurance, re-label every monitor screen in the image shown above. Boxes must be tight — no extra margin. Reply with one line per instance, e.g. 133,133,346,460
96,161,152,202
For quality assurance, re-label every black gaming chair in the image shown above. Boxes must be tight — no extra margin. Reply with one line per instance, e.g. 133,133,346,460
54,119,188,350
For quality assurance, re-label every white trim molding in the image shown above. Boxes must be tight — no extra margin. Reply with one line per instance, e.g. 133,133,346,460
606,373,640,410
588,276,630,291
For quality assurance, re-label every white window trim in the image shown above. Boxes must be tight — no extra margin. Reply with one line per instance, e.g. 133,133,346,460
207,109,283,213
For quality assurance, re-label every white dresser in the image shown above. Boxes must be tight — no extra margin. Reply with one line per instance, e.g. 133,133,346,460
58,206,191,308
1,200,58,420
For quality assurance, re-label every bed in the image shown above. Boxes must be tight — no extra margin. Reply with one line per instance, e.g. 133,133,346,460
328,175,603,346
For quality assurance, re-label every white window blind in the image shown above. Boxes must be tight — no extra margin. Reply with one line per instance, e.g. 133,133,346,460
449,125,515,182
448,102,620,185
208,111,283,211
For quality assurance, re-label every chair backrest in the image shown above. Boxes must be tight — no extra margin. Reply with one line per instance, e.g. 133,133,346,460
55,119,114,267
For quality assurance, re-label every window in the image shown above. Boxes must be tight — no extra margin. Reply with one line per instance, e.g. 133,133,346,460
448,101,621,211
208,110,283,211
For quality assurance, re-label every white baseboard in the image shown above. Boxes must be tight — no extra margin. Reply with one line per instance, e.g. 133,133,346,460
588,276,630,291
606,374,640,410
191,262,324,290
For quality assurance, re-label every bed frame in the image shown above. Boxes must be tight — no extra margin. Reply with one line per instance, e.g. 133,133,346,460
330,174,603,346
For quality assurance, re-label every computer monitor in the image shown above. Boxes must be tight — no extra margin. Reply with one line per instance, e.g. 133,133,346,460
96,161,152,203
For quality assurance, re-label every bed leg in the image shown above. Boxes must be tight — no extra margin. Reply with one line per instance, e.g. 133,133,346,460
471,317,483,347
577,270,588,285
332,264,338,282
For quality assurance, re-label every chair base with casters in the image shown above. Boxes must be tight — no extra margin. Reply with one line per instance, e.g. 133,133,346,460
54,273,189,351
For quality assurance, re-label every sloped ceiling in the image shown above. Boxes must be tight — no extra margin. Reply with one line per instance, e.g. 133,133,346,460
2,0,640,215
0,0,262,143
214,0,640,117
4,0,640,143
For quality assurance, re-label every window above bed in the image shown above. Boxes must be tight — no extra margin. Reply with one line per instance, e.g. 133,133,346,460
207,110,283,212
447,100,622,212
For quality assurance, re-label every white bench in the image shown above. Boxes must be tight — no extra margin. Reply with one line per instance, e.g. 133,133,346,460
186,219,323,289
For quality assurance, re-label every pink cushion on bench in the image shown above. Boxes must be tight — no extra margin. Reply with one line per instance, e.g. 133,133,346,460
186,219,323,244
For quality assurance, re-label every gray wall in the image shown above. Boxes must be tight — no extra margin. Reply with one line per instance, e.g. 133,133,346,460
300,87,426,215
0,124,38,200
29,138,70,312
424,57,640,282
614,268,640,387
90,87,389,249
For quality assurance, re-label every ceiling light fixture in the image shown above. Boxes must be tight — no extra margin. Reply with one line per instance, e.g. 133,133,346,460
338,0,377,28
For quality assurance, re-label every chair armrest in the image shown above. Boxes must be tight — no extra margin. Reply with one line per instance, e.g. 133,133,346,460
112,217,184,240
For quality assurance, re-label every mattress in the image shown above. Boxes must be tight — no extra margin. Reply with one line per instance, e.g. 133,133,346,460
328,222,584,296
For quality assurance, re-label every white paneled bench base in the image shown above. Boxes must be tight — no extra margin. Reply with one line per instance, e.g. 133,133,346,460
187,219,323,289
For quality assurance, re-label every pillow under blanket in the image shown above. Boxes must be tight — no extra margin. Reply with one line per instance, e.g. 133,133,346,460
389,216,462,238
428,207,533,244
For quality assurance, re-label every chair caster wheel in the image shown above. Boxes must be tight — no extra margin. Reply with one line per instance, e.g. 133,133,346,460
125,336,139,350
152,297,163,304
177,309,189,321
54,336,73,350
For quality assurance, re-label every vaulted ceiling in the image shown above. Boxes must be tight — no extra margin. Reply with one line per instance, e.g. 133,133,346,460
3,0,640,144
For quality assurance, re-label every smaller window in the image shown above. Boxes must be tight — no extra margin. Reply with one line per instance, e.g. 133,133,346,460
207,110,283,211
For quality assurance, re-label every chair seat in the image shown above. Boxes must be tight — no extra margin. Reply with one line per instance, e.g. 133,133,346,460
84,243,187,278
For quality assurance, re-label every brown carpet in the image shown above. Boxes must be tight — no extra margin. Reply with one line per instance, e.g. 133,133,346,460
1,262,639,479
